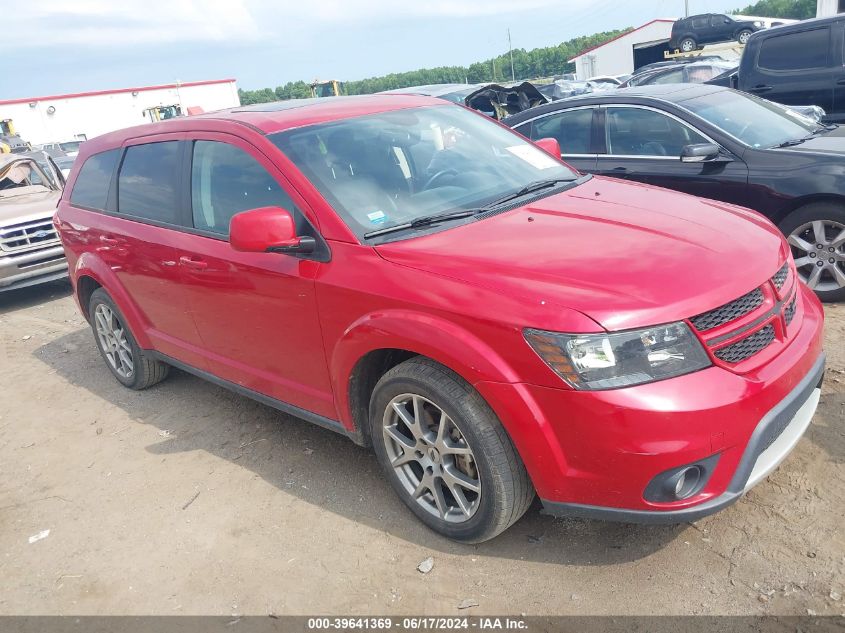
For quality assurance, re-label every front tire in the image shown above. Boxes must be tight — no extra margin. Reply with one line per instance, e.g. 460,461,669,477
369,357,534,543
779,203,845,302
88,288,170,389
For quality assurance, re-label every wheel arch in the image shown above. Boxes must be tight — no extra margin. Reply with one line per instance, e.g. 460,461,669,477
72,252,152,348
771,194,845,227
333,310,523,445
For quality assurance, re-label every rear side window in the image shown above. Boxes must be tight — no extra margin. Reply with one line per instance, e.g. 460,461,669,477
70,149,119,210
190,140,295,235
528,108,594,154
117,141,182,223
692,17,709,29
758,28,829,71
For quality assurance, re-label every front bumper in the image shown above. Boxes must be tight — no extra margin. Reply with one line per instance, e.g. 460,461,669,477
474,283,825,522
541,353,824,523
0,244,68,292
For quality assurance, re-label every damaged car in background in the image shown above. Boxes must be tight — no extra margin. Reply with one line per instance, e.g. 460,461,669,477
382,81,548,119
0,152,67,292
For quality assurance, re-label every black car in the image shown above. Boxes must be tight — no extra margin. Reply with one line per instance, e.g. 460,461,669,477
670,13,764,52
722,15,845,123
504,84,845,301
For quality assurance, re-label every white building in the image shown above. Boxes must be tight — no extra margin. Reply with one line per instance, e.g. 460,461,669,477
569,19,675,80
0,78,240,146
817,0,845,16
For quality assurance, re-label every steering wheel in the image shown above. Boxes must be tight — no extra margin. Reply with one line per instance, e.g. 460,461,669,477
422,169,458,191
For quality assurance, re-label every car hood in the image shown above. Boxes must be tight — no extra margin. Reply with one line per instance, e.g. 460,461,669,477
375,177,786,331
0,188,62,226
777,126,845,155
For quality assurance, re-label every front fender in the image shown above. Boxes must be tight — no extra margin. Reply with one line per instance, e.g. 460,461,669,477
331,309,571,493
74,252,153,349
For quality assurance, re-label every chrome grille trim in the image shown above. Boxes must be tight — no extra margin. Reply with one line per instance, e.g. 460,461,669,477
0,219,59,253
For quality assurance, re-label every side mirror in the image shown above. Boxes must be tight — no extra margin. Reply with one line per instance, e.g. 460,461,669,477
534,137,562,158
680,143,721,163
229,206,315,255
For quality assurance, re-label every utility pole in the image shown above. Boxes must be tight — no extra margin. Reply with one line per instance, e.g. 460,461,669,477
508,28,516,81
685,0,689,16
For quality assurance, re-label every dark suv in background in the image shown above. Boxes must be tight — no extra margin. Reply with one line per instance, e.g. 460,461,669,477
670,13,764,52
727,15,845,123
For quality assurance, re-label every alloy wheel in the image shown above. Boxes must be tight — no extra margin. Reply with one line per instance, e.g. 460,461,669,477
382,393,481,523
94,304,134,378
788,220,845,292
739,31,751,44
681,39,695,52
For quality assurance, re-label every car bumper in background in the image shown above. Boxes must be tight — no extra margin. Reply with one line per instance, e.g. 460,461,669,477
0,244,68,292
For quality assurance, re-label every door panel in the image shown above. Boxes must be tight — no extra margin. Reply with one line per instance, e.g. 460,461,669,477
745,27,833,111
176,133,336,419
96,135,207,368
594,106,751,207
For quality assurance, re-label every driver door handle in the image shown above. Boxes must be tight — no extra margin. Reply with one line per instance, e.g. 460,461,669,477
751,84,772,92
179,256,208,271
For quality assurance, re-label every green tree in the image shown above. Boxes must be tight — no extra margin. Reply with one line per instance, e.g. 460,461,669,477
733,0,816,19
235,28,630,104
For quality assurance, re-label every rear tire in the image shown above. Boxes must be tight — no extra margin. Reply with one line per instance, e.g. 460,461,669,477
680,37,697,52
88,288,170,389
779,203,845,303
369,357,534,543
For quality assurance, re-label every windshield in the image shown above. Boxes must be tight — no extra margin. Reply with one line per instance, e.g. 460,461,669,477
681,90,818,148
271,105,577,240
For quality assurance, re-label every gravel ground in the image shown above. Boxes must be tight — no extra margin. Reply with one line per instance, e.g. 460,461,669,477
0,281,843,616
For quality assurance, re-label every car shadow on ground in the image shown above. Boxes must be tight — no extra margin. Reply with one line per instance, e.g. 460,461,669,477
34,326,694,564
0,280,72,315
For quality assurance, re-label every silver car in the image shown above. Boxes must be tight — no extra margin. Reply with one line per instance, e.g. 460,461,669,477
0,153,67,292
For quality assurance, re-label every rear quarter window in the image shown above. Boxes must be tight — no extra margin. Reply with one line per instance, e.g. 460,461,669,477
117,141,182,224
758,28,830,71
69,149,120,210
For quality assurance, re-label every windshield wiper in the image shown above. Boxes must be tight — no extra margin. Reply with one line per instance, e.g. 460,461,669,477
364,209,480,238
772,125,835,148
476,177,576,211
363,176,580,240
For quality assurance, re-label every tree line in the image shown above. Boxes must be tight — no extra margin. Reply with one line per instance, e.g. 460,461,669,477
237,29,628,105
237,0,817,106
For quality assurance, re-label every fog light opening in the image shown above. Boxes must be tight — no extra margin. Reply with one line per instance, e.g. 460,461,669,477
672,466,702,500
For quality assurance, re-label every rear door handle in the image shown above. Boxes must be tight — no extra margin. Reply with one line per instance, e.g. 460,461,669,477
179,256,208,271
750,84,772,92
836,78,845,85
612,166,628,172
99,235,120,246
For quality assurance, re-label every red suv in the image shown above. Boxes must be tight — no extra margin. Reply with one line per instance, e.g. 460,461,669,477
55,95,825,542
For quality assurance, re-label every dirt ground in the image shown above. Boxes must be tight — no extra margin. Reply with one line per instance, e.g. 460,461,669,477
0,280,843,616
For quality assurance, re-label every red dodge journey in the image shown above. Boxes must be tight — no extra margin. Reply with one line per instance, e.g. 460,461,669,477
55,95,825,542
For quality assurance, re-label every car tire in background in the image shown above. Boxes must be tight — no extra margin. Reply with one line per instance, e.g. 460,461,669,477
680,37,697,52
737,29,753,44
779,203,845,303
88,288,170,389
369,357,534,543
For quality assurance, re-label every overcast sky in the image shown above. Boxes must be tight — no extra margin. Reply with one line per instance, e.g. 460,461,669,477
3,0,742,99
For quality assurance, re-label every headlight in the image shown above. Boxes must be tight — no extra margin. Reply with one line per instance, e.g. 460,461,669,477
524,322,711,390
754,21,763,26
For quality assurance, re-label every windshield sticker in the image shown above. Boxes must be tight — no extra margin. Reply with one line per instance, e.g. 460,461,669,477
367,210,387,225
505,145,558,170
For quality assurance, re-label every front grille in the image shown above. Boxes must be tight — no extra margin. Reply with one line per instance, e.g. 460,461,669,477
0,219,59,254
690,288,764,332
713,325,775,364
784,294,797,327
771,263,789,291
